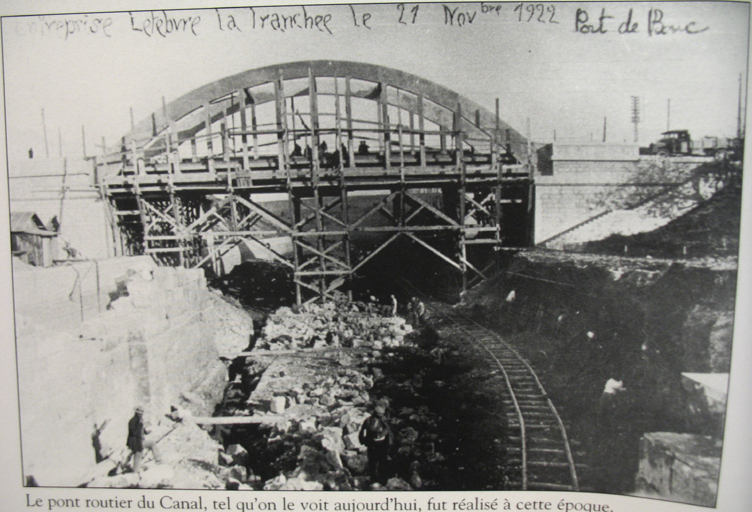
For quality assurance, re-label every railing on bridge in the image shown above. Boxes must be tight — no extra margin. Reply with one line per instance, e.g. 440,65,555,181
98,62,535,303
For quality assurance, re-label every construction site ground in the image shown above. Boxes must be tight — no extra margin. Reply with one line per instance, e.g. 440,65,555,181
84,180,739,494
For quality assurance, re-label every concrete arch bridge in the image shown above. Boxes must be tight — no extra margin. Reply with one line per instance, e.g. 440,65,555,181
100,60,534,304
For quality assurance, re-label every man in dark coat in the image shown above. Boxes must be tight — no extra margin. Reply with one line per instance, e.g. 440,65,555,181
127,406,161,472
410,297,427,328
358,404,393,484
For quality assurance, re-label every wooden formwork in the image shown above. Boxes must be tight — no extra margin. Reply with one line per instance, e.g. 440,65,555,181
99,61,534,303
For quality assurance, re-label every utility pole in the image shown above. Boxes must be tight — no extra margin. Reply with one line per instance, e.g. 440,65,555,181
603,117,607,142
82,125,87,158
667,99,671,132
631,96,640,143
738,73,745,139
526,117,531,168
41,108,49,157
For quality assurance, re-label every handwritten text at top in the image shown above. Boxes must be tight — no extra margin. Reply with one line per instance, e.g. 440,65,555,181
12,4,711,40
575,7,709,36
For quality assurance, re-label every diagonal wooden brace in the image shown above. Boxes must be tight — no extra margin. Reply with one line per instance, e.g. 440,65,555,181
350,191,399,229
234,196,293,233
403,192,460,226
350,233,401,273
404,232,462,271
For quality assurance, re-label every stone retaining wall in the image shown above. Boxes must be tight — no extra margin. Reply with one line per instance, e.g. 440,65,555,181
534,144,709,246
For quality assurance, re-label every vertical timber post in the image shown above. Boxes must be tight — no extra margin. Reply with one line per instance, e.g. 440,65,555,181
168,179,185,267
204,103,215,177
418,94,426,168
238,89,249,171
526,117,535,247
277,71,301,305
495,98,502,246
134,182,150,259
343,77,354,300
380,82,391,170
345,77,355,169
309,67,325,302
335,75,352,299
456,102,467,296
292,196,302,305
251,102,259,160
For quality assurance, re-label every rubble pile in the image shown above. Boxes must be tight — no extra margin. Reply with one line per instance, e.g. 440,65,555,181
258,300,413,351
208,299,466,490
81,294,509,491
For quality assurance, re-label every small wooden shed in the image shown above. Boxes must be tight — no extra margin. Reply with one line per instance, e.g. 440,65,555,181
11,212,58,267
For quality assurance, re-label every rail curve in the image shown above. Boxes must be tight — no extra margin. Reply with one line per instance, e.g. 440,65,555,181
422,299,583,491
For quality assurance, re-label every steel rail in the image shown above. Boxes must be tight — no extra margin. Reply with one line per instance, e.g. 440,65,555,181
432,303,580,490
428,302,580,491
438,306,528,490
401,284,580,492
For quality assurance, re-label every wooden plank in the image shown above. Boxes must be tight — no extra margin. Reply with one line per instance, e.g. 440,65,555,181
295,270,350,276
463,239,504,245
145,247,186,253
345,77,355,168
193,415,284,425
238,88,250,172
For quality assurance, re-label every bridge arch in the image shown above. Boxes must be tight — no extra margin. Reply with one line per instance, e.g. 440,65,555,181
102,60,534,304
122,60,527,164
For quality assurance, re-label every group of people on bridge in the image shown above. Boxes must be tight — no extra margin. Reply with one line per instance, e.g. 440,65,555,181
290,139,373,170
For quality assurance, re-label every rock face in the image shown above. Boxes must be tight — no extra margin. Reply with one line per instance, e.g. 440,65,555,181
708,312,733,373
14,258,255,487
459,251,738,495
635,432,722,507
85,421,225,490
206,291,256,357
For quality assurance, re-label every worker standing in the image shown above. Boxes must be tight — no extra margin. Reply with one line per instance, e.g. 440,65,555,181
126,406,161,472
358,404,393,484
411,297,426,327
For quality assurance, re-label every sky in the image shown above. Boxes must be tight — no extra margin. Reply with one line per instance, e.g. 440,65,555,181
1,1,749,162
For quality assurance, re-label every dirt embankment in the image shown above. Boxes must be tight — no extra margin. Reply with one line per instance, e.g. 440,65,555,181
458,251,737,494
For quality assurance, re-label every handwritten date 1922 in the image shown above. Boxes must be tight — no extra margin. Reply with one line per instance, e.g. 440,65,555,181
514,3,558,24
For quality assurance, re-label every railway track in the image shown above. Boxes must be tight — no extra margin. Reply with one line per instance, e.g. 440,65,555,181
423,299,583,492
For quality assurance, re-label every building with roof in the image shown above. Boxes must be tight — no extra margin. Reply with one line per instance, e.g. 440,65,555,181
11,212,58,267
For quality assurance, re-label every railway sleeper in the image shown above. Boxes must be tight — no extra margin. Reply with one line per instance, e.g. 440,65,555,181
507,424,557,430
507,447,586,457
528,461,588,469
505,481,579,492
507,412,557,419
506,436,564,444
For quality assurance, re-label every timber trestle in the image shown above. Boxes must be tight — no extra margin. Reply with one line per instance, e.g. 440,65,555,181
99,61,534,304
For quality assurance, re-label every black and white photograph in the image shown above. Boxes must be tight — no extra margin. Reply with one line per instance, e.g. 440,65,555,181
1,1,751,510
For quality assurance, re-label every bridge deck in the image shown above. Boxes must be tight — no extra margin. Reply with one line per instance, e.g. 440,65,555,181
103,153,529,195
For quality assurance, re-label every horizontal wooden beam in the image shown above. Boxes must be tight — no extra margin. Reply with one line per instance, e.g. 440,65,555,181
193,415,284,425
